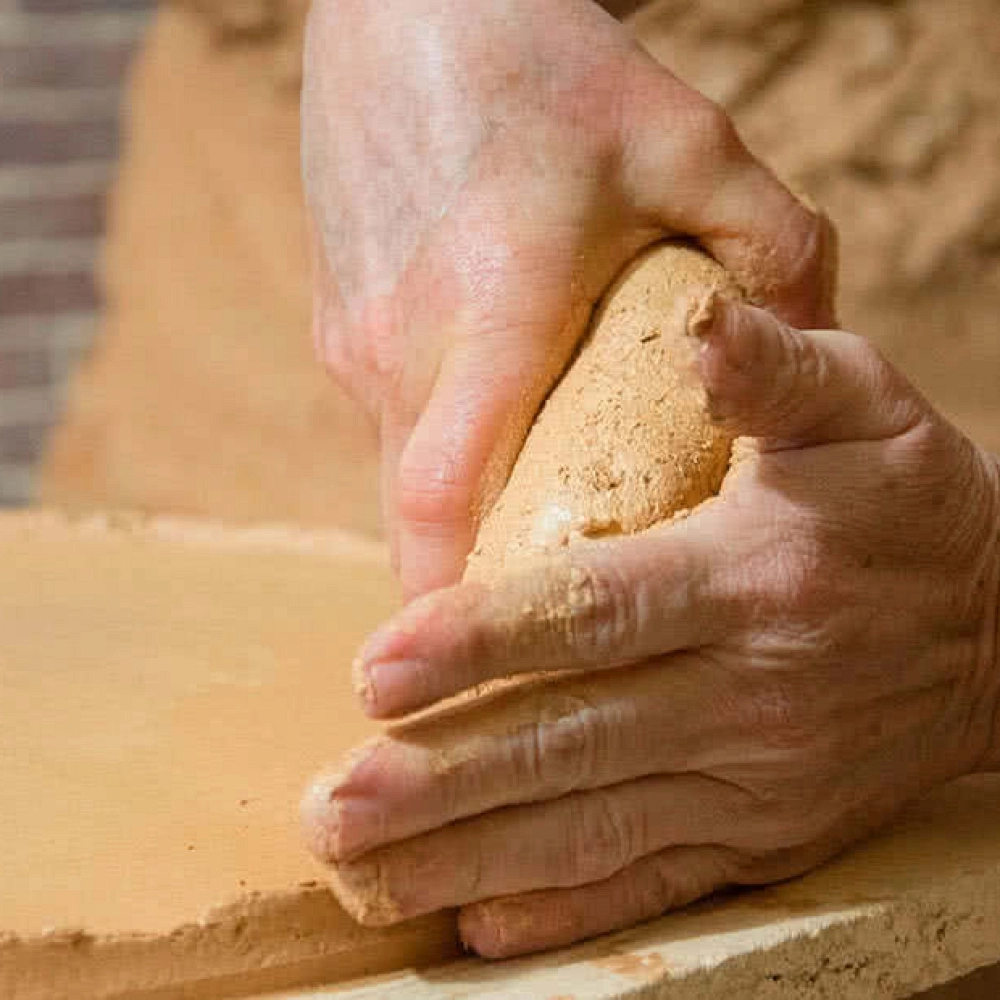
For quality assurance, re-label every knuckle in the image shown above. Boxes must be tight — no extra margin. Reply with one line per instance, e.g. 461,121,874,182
560,559,639,665
852,337,911,404
768,326,827,429
569,791,638,883
522,692,600,796
741,679,811,753
729,526,829,623
771,537,829,612
682,95,744,165
630,855,674,917
395,453,471,530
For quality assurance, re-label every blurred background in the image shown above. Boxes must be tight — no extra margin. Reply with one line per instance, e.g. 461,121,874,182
0,0,998,532
0,0,150,504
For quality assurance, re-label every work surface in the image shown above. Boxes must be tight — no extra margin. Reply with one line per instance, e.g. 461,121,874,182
2,511,1000,1000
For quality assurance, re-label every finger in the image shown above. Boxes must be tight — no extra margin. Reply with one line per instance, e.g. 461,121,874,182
691,298,929,448
355,515,726,718
622,60,838,328
377,412,409,576
393,325,578,598
390,214,650,599
459,844,737,958
325,774,745,925
303,656,740,861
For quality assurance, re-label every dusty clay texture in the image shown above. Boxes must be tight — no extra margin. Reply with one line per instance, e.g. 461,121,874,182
39,0,1000,526
465,242,739,580
0,512,458,1000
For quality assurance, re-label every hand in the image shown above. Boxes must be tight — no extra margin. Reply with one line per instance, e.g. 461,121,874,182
302,301,1000,956
302,0,834,596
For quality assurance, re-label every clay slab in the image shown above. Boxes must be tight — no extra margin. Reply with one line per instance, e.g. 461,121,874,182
6,511,1000,1000
0,513,457,1000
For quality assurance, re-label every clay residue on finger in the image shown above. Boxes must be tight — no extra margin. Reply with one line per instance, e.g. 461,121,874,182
328,854,404,927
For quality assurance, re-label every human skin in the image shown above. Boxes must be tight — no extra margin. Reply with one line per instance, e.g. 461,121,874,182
301,0,1000,957
302,0,834,598
303,300,1000,956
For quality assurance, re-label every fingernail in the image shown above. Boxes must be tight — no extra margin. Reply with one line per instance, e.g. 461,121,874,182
300,745,382,861
353,623,413,713
688,290,722,342
332,855,404,925
364,658,425,716
356,623,405,668
331,795,386,861
688,292,746,363
687,293,728,417
704,297,764,374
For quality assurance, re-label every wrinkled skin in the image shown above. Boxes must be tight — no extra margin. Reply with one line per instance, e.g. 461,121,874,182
302,0,1000,959
303,0,833,597
303,301,1000,956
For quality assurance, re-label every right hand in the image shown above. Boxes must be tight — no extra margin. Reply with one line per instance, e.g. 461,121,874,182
303,0,836,596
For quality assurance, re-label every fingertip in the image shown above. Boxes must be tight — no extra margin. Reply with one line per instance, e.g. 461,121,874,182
354,619,421,717
757,199,839,330
299,771,343,864
690,296,773,425
329,856,404,927
700,174,839,331
458,901,521,960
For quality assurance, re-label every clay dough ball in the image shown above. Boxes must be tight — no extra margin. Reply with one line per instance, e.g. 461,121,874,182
465,241,740,582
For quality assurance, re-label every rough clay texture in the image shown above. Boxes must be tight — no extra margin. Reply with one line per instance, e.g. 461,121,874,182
38,0,1000,527
0,512,458,1000
465,242,738,581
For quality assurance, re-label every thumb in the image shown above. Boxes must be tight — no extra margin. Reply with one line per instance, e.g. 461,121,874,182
692,297,928,448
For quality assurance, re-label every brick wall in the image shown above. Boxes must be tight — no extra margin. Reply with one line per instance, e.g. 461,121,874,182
0,0,151,504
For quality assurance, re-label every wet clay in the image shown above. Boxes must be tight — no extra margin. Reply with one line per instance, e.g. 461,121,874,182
466,241,740,580
0,512,458,1000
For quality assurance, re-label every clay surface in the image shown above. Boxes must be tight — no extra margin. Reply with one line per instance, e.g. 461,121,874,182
466,242,738,580
0,512,457,1000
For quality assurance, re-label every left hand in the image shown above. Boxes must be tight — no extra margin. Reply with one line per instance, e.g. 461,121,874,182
302,300,1000,957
